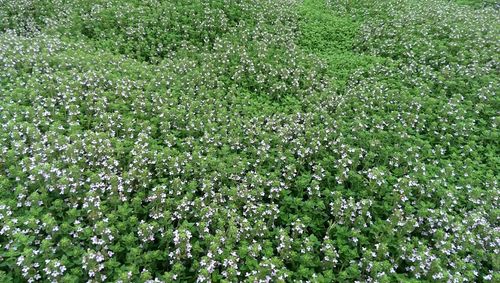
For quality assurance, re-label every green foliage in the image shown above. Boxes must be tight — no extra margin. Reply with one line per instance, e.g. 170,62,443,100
454,0,498,8
298,0,386,89
0,0,498,282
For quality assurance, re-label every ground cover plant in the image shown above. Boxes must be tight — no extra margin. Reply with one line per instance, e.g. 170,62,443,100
0,0,498,282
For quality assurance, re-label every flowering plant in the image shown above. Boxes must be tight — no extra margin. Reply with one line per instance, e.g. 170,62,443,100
0,0,498,282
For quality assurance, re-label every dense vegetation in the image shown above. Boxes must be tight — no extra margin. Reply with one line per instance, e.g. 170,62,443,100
0,0,498,282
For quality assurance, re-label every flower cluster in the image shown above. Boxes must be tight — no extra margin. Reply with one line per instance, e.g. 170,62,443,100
0,0,498,282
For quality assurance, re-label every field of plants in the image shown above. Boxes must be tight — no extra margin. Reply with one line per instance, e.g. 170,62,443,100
0,0,498,282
